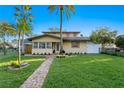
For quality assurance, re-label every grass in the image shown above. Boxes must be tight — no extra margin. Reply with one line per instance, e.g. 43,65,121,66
0,54,45,88
43,54,124,88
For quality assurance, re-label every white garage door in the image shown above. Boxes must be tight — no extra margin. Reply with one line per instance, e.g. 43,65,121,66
87,42,100,53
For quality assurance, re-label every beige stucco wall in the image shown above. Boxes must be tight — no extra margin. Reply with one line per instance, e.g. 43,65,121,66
32,49,53,54
31,36,88,54
32,36,60,42
63,41,87,53
32,36,60,54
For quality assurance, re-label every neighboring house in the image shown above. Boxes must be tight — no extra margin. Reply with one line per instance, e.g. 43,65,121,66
26,31,100,54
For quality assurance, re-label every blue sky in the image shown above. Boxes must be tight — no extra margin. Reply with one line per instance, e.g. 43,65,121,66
0,5,124,37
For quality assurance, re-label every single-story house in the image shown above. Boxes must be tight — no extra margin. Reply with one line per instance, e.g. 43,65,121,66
25,31,100,54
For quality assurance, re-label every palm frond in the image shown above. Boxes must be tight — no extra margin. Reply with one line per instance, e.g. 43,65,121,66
48,5,57,13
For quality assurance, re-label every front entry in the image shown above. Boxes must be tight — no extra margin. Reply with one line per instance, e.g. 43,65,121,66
52,42,60,54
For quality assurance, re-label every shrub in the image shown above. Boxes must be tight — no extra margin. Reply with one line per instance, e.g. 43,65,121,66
102,50,124,57
10,62,20,68
40,53,43,55
32,53,35,55
44,53,47,55
21,53,25,56
65,53,68,55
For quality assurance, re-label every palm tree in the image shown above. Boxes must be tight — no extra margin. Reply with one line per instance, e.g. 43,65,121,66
48,5,75,54
0,22,16,55
14,5,32,64
21,5,33,54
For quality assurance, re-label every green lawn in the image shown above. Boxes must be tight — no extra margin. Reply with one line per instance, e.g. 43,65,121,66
43,54,124,88
0,54,45,88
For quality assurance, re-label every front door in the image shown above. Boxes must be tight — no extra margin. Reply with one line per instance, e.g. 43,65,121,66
52,42,60,54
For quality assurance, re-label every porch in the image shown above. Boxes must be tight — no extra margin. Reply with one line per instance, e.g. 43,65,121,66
31,42,60,54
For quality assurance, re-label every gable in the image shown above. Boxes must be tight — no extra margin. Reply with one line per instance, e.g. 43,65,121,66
32,36,60,42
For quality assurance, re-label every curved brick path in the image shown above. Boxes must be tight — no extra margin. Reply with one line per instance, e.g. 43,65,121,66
20,55,54,88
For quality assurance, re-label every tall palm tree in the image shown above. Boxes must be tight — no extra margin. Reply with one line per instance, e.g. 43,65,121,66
48,5,75,54
0,22,16,55
14,5,32,64
21,5,33,54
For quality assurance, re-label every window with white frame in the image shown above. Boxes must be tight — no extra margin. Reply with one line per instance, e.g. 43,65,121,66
33,42,38,48
39,42,45,49
46,42,52,49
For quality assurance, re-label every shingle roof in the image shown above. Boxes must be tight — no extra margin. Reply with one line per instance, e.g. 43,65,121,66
27,34,90,41
63,37,90,41
27,34,60,40
42,31,80,33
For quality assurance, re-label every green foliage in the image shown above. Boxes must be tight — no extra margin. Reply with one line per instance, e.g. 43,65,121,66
115,35,124,48
0,22,16,41
48,5,75,20
101,51,124,57
15,5,33,35
90,27,117,47
10,61,20,68
0,22,16,55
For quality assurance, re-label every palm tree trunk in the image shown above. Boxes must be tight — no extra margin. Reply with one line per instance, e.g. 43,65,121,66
22,32,25,55
18,31,21,65
60,9,63,54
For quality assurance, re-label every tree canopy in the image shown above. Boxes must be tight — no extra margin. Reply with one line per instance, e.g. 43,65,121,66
115,35,124,48
90,27,117,48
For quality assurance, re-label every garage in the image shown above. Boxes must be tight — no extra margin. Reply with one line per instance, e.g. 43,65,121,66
87,42,100,53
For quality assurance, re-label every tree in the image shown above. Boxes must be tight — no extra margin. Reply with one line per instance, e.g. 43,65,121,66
90,27,117,49
48,5,75,54
14,5,32,64
0,22,16,55
115,35,124,48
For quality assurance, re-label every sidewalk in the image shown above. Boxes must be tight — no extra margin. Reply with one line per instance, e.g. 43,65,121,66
20,55,54,88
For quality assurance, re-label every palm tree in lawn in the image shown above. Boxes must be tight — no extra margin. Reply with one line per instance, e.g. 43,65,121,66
14,5,32,64
21,5,33,55
0,22,16,55
48,5,75,54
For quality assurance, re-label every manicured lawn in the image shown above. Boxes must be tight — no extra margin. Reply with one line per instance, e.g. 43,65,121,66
0,54,45,88
43,54,124,88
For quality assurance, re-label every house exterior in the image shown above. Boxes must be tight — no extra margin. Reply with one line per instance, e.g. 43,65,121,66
27,31,100,54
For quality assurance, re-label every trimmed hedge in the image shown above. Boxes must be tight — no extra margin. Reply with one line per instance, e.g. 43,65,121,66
101,51,124,57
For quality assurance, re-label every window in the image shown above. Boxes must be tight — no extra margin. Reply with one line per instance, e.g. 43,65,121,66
46,42,52,49
39,42,45,49
71,42,80,48
33,42,38,48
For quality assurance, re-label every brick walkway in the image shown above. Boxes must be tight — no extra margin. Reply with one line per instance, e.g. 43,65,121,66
20,55,54,88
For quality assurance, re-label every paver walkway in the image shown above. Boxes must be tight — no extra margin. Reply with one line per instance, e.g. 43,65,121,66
20,55,55,88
